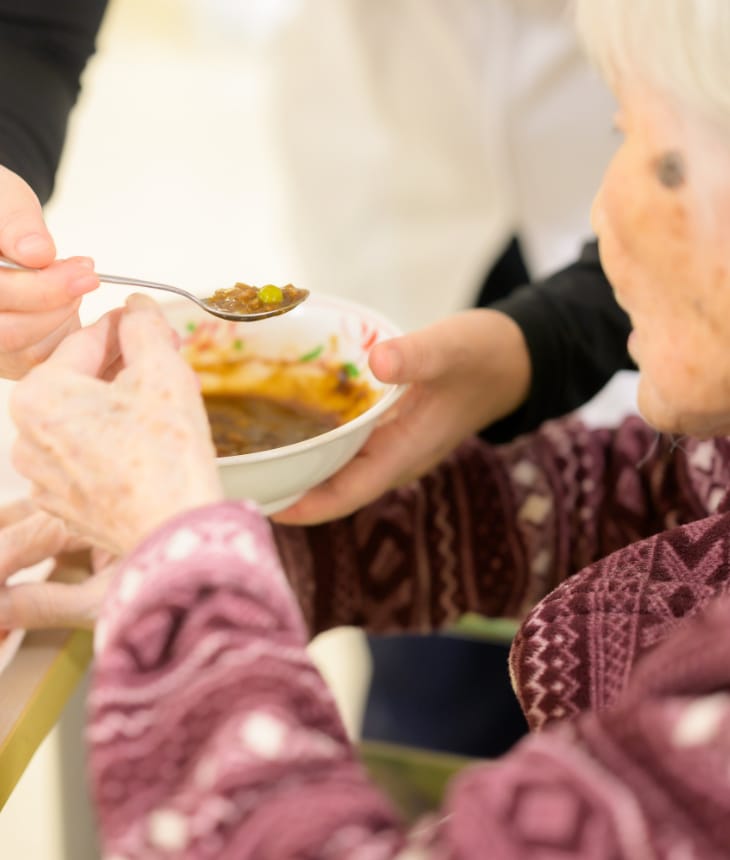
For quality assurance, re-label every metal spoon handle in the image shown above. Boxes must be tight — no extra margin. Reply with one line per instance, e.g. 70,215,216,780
0,256,191,298
96,272,192,302
0,255,29,272
96,274,228,317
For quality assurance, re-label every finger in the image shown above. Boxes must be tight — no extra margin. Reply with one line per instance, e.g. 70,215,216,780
0,510,71,583
100,352,126,382
0,165,56,267
28,487,123,557
0,256,98,314
125,292,161,314
119,293,179,362
0,576,107,629
34,306,124,379
0,298,82,354
0,498,36,529
118,295,196,387
369,312,476,385
2,311,82,380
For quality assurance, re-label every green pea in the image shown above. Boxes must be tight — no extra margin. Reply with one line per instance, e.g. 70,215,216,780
259,284,283,304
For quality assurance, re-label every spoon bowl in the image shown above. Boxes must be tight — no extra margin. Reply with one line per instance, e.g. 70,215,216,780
0,256,309,322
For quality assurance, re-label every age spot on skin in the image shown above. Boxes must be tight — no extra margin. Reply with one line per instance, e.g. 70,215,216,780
697,304,725,337
653,150,686,188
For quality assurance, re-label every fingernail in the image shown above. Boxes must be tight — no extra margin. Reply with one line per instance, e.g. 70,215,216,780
68,273,99,296
16,233,53,256
126,293,156,310
72,256,95,270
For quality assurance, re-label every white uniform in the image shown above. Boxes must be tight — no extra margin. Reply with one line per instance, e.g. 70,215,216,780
263,0,618,329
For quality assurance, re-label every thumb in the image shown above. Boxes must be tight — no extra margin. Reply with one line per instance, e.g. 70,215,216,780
369,313,473,385
0,166,56,267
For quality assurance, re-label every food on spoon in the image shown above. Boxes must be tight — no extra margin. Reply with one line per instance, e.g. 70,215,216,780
203,282,306,315
258,284,284,304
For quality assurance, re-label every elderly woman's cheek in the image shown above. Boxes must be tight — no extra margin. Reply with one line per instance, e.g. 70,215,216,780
590,181,623,273
651,334,730,435
594,184,647,279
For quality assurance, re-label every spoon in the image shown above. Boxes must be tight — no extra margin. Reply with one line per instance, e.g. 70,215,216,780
0,256,309,322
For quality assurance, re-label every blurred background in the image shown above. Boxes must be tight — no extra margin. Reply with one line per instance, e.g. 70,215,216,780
0,0,627,856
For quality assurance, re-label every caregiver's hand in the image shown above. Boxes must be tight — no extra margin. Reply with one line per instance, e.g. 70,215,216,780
274,308,531,525
0,499,114,629
0,165,100,379
10,294,223,555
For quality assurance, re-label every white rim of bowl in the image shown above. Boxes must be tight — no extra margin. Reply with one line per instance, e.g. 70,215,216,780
201,293,407,464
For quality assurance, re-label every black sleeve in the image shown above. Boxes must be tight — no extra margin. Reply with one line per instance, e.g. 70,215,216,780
0,0,109,203
483,241,635,443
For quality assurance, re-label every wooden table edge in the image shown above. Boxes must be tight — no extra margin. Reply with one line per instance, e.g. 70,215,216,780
0,628,93,809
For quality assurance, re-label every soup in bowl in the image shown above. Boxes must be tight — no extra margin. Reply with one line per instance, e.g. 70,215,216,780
163,294,405,513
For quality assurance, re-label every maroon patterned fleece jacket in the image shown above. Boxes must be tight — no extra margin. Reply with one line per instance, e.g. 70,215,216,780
88,417,730,858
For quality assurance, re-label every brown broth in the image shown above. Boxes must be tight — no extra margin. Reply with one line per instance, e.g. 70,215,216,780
204,393,340,456
195,358,380,457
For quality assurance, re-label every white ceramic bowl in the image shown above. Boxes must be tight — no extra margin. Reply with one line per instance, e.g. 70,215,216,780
163,294,405,514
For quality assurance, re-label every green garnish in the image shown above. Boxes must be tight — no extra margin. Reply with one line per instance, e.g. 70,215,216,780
186,321,197,332
342,362,360,378
299,344,324,362
233,338,244,350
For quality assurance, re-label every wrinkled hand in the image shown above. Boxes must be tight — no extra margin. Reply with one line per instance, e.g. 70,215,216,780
10,294,223,556
0,498,114,629
0,165,100,379
274,308,531,525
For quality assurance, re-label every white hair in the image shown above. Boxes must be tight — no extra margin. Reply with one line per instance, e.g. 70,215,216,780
574,0,730,136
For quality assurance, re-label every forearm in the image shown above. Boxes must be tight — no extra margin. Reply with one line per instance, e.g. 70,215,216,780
89,502,408,858
452,307,532,432
0,0,109,201
486,241,634,443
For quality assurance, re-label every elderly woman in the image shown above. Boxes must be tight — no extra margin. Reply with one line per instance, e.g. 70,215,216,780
4,0,730,856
